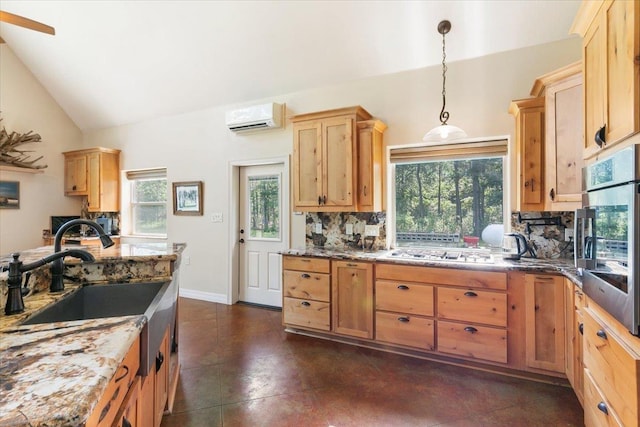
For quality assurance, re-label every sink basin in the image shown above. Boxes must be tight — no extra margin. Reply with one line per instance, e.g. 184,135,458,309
23,280,178,376
23,282,165,324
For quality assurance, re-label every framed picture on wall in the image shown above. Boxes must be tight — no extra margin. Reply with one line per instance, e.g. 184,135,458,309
173,181,203,216
0,181,20,209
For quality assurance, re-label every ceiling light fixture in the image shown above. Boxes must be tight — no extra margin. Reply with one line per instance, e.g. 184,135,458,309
423,20,467,143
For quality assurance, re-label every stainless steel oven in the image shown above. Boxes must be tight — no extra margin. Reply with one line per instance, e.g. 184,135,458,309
575,145,640,335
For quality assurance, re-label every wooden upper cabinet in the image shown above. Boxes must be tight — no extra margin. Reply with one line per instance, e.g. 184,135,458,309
509,97,546,211
63,147,121,212
531,61,584,211
571,0,640,158
64,154,88,195
291,106,386,212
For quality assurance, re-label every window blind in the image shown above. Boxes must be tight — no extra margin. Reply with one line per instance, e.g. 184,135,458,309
389,138,508,164
125,168,167,180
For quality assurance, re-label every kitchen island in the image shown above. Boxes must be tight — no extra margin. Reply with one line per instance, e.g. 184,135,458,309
0,242,184,427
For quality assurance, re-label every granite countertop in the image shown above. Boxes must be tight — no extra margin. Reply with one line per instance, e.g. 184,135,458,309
281,247,582,286
0,242,185,427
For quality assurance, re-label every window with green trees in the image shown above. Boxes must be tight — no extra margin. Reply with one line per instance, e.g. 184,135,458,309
391,138,507,248
129,172,167,236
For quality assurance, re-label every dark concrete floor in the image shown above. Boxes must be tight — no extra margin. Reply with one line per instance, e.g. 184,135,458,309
160,297,584,427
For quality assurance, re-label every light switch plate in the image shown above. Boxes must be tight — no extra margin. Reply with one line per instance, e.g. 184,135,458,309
315,223,322,233
211,212,223,223
364,225,379,237
345,224,353,235
565,228,574,242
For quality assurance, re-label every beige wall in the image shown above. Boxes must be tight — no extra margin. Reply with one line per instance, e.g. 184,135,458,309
0,45,83,254
84,38,581,302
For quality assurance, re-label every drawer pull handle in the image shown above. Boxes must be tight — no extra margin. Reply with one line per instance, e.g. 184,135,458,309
397,285,409,290
114,365,129,383
578,323,584,335
397,316,410,323
301,273,311,279
346,263,358,267
596,329,607,340
301,259,310,262
122,417,132,427
463,291,477,297
301,301,311,307
597,402,609,415
156,352,165,373
464,326,478,334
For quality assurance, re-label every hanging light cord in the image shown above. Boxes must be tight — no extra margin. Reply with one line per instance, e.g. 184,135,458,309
439,29,449,126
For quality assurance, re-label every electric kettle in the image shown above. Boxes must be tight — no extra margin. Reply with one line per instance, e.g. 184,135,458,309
502,233,528,260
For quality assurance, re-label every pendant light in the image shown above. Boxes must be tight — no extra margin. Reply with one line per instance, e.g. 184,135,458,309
423,20,467,143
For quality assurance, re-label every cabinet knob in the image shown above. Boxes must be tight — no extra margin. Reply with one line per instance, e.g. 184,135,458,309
597,402,609,415
318,196,322,205
397,285,409,290
72,185,77,191
595,125,606,148
301,273,311,279
463,291,478,297
596,329,607,340
578,323,584,335
301,301,311,307
397,316,410,323
122,417,132,427
524,179,534,191
464,326,478,334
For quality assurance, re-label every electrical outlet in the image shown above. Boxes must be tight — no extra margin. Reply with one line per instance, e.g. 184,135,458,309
185,256,191,265
345,224,353,235
211,212,223,223
315,223,322,234
364,225,379,237
565,228,574,242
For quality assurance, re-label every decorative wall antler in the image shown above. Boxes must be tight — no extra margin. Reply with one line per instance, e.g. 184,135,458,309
0,118,47,169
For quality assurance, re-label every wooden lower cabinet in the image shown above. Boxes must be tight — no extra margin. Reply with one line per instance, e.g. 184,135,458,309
437,320,507,364
376,311,434,350
583,304,640,427
282,256,331,331
524,274,565,373
87,337,140,427
113,376,141,427
565,280,585,405
139,326,171,427
437,287,507,328
332,260,374,339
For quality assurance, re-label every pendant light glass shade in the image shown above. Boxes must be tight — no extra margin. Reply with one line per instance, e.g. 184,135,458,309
423,124,467,142
424,20,467,144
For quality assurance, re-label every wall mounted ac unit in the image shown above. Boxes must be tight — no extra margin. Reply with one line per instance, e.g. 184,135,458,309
225,102,283,132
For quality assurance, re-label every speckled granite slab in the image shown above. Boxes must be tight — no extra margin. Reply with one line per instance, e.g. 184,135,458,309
0,316,144,427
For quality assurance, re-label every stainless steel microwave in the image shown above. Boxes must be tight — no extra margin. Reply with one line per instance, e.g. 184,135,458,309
575,145,640,335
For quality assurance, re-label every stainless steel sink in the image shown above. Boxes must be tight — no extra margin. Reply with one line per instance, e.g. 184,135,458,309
23,280,178,376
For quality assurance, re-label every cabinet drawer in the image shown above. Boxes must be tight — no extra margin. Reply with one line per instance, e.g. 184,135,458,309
583,308,639,427
376,264,507,290
87,336,140,427
283,297,330,331
283,256,330,273
284,270,330,302
437,320,507,364
375,311,434,350
584,369,624,427
437,287,507,327
376,280,434,316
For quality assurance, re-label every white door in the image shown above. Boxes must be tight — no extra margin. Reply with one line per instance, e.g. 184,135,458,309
238,164,286,307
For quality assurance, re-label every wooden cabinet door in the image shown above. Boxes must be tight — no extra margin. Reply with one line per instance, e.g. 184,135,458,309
356,120,386,212
604,0,639,146
139,368,155,427
524,274,565,373
87,151,102,211
114,376,141,427
64,154,88,195
293,122,323,209
154,327,170,427
583,12,606,158
323,117,354,208
510,97,545,211
331,260,373,339
545,73,583,210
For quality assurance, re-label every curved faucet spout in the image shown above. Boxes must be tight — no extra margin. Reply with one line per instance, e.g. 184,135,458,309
50,219,114,292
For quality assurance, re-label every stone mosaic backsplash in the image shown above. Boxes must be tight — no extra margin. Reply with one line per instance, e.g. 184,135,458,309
511,211,575,259
306,212,387,251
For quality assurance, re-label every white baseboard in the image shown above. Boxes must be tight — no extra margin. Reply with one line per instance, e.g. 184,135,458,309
179,288,228,304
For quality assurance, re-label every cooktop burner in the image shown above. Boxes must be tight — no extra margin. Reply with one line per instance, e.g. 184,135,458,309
384,248,494,264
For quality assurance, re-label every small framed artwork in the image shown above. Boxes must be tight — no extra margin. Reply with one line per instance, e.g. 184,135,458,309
0,181,20,209
173,181,203,216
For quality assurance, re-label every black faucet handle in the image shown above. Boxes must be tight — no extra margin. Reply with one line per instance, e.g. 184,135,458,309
21,272,32,297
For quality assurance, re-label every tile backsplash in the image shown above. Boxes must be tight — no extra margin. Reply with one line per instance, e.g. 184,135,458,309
306,212,387,251
511,211,574,259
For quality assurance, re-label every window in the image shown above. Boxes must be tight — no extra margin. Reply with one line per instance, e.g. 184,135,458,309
126,168,167,236
390,138,507,248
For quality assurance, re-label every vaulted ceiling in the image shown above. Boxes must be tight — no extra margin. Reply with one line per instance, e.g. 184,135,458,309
0,1,581,131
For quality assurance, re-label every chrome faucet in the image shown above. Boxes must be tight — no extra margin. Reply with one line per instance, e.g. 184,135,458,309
5,250,95,315
50,219,114,292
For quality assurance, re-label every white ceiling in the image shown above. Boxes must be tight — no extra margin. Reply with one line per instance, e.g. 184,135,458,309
0,1,581,131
